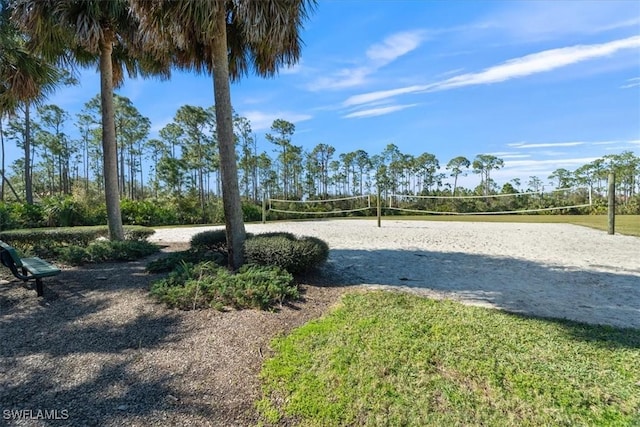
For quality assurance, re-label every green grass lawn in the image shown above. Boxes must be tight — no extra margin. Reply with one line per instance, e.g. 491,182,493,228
377,215,640,237
259,292,640,426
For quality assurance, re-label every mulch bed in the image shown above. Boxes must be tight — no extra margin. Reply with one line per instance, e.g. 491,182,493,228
0,244,349,426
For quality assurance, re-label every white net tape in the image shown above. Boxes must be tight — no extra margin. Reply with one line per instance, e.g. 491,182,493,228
268,195,372,216
387,187,592,215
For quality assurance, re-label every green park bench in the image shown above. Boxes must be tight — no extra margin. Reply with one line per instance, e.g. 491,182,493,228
0,241,61,297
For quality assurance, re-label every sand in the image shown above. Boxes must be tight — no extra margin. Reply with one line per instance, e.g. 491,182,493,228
150,219,640,328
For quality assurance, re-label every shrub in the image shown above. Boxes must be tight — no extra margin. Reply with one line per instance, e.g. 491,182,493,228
42,195,86,227
146,249,225,273
55,240,160,265
0,225,155,253
150,262,297,310
244,233,329,274
190,229,227,252
11,203,45,228
0,202,17,231
242,202,262,222
120,198,177,226
55,245,90,265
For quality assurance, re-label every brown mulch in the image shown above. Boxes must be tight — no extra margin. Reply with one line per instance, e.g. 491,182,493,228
0,244,350,426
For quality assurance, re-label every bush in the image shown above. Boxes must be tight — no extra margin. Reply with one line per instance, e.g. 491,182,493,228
146,249,225,273
0,202,17,231
190,229,227,252
242,202,262,222
55,240,160,265
244,233,329,274
150,262,297,310
11,203,45,228
0,225,155,253
120,198,177,226
42,195,86,227
55,245,90,265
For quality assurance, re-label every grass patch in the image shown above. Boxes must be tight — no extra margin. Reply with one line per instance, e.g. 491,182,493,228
259,291,640,426
375,215,640,237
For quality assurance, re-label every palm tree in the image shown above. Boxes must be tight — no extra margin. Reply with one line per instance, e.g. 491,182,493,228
1,0,62,203
13,0,168,240
131,0,315,269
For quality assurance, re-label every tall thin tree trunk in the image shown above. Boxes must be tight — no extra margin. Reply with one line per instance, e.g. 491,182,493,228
212,1,246,270
24,103,33,204
0,117,5,201
99,33,125,240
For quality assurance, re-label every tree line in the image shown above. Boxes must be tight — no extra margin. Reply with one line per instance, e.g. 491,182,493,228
2,96,640,217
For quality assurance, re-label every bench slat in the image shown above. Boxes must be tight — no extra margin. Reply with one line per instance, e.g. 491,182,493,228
21,257,61,278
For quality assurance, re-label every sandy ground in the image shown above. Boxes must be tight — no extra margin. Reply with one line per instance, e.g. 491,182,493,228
151,219,640,328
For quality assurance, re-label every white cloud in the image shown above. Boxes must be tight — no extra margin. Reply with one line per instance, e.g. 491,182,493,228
308,30,425,91
342,36,640,107
343,85,430,107
435,36,640,90
494,154,531,159
366,31,425,65
591,140,627,146
504,157,601,168
479,1,640,41
242,111,312,131
508,142,586,149
308,67,370,91
621,77,640,89
343,104,417,119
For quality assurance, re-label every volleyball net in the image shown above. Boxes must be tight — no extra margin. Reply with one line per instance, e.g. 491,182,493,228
267,194,372,216
386,187,593,215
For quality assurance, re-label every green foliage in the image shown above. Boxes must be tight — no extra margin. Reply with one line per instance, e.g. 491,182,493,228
171,194,205,224
244,233,329,274
54,245,89,265
242,202,262,222
10,203,45,228
41,195,85,227
190,229,227,252
146,249,225,273
260,291,640,426
0,202,17,231
55,240,160,265
150,231,327,276
120,198,177,226
0,225,155,254
150,262,297,310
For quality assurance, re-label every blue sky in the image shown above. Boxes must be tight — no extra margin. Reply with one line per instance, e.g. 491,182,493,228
23,0,640,189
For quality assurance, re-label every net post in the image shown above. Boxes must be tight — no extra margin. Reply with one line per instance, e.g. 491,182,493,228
608,172,615,235
377,190,381,228
262,194,267,224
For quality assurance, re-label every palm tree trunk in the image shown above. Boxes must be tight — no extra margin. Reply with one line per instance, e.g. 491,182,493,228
99,32,125,241
212,0,246,270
